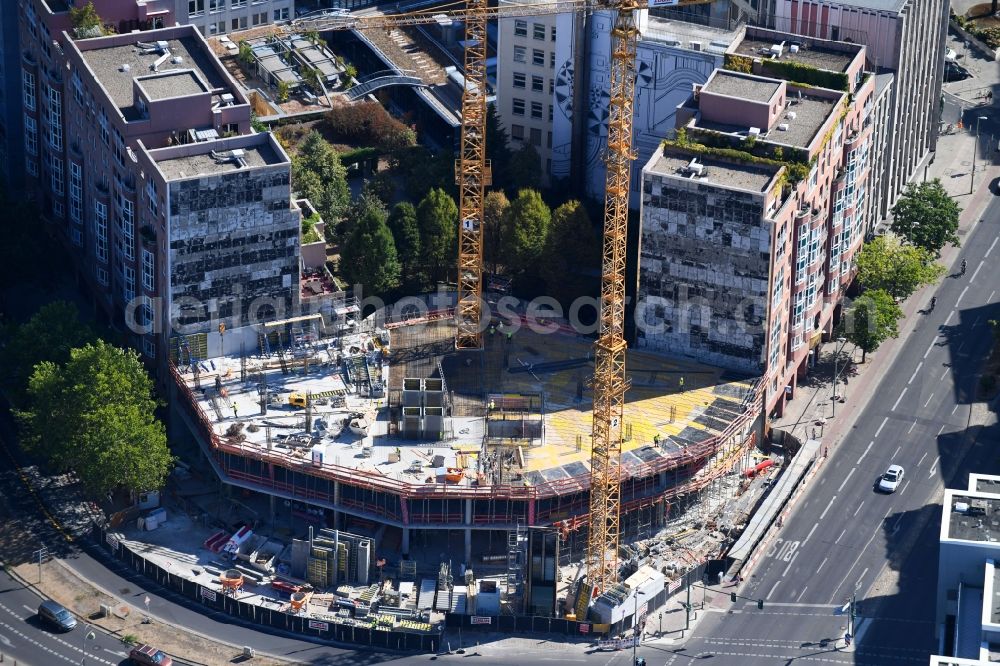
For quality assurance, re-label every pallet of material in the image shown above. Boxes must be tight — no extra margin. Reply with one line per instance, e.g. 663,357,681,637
417,579,436,610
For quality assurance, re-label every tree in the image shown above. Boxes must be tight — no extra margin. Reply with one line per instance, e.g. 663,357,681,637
890,179,961,257
276,79,290,103
856,235,945,300
501,189,551,278
340,196,401,296
292,131,350,236
19,341,172,495
485,103,512,190
841,289,903,362
69,1,104,38
417,188,458,283
483,191,510,274
508,143,544,193
1,301,97,405
388,202,422,282
540,200,599,306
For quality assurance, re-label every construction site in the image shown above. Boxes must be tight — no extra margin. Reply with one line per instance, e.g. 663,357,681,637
158,298,779,631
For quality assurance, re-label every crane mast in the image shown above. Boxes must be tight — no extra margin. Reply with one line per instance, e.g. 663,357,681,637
585,0,638,596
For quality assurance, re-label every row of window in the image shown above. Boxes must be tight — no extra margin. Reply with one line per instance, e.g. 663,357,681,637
513,20,556,42
509,124,553,148
512,46,555,68
511,98,552,121
512,72,554,94
189,0,266,15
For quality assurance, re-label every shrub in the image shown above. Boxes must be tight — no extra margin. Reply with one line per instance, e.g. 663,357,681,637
326,102,416,152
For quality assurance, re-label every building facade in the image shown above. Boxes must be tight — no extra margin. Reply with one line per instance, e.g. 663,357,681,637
178,0,295,37
637,29,876,416
770,0,949,224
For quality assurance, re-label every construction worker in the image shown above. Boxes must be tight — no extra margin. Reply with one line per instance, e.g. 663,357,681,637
490,325,496,336
678,376,685,391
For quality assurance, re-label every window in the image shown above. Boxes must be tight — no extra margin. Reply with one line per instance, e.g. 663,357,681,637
232,16,247,29
232,0,246,6
531,75,543,92
547,131,552,148
121,197,134,261
98,109,109,146
510,124,524,140
548,104,553,121
512,98,525,116
48,88,62,151
530,127,541,146
273,7,288,20
532,49,544,66
96,266,109,286
550,51,555,68
548,78,554,94
70,227,82,247
69,162,82,223
22,70,35,111
146,179,158,216
793,289,805,329
513,72,525,89
50,156,63,196
53,200,64,219
209,0,223,10
530,101,542,118
23,114,37,156
513,46,526,63
533,23,545,40
795,226,808,282
551,25,557,41
188,0,204,15
142,338,156,359
95,201,108,262
514,20,527,37
142,248,155,291
252,12,266,25
26,158,37,177
123,265,135,303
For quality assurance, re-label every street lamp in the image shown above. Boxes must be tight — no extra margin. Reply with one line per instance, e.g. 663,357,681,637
971,115,989,194
832,337,847,418
81,625,96,665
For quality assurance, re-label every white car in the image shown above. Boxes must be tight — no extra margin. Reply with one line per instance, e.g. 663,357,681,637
878,464,904,493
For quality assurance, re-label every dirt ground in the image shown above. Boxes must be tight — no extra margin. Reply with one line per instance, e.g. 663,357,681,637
12,560,287,666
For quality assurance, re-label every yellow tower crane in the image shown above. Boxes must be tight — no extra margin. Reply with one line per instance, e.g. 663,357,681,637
288,0,714,600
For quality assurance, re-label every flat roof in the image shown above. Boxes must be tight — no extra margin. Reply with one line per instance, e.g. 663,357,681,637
642,16,742,51
703,70,780,103
993,566,1000,625
947,494,1000,542
695,91,838,150
81,36,229,120
647,147,779,193
153,141,283,180
733,37,855,73
979,477,1000,494
825,0,906,14
137,70,208,100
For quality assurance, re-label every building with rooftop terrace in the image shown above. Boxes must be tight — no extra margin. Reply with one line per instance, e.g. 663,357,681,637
765,0,948,224
933,474,1000,663
638,29,876,416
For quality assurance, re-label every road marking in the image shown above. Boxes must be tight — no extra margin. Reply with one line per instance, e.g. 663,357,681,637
924,339,937,359
945,311,955,326
835,527,847,543
908,362,923,384
991,290,997,303
837,468,856,492
766,581,782,600
957,285,969,306
938,424,947,435
805,522,819,543
908,420,918,434
831,508,892,602
929,457,940,478
817,557,829,574
819,496,837,520
986,237,998,258
782,552,799,578
892,513,906,533
891,445,901,458
917,451,928,467
875,418,888,438
923,392,935,408
971,260,984,283
853,500,866,519
795,586,809,603
941,367,950,380
900,479,911,495
855,567,870,590
953,404,962,416
22,605,34,615
857,440,874,465
0,631,12,647
891,388,907,412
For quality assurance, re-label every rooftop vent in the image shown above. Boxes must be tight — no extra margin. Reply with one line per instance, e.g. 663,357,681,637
155,40,169,50
152,50,171,71
786,111,797,120
748,126,761,137
171,55,183,64
221,93,235,105
777,123,789,131
683,158,704,177
770,43,784,57
120,63,131,72
689,41,702,52
789,44,800,53
211,149,247,167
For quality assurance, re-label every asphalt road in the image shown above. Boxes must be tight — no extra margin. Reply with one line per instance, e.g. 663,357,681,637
639,198,1000,664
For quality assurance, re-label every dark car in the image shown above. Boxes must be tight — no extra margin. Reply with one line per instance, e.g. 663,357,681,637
37,600,77,631
129,643,173,665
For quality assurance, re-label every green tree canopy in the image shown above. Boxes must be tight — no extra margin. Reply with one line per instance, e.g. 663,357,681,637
483,191,510,275
388,202,422,284
19,341,171,495
292,131,350,238
508,143,544,193
1,301,97,404
840,289,903,362
501,189,551,278
855,235,944,300
540,200,599,305
70,1,104,38
417,188,458,283
890,179,961,257
486,103,512,191
340,196,401,296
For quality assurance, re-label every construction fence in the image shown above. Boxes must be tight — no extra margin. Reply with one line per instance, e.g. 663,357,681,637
94,525,442,652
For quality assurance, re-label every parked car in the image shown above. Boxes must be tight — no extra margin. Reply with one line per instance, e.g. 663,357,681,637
877,464,905,493
129,644,173,665
37,600,76,631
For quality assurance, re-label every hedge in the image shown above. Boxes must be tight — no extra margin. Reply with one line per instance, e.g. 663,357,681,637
759,60,850,92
